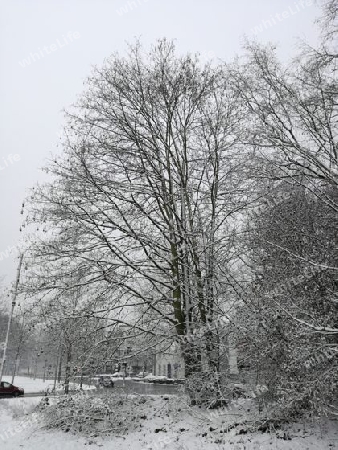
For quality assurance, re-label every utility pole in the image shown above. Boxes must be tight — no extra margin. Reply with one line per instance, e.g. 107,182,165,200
0,253,24,383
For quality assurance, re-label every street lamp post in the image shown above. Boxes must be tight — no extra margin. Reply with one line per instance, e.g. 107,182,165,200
0,253,24,383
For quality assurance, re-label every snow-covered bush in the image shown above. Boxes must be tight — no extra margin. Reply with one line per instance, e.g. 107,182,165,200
185,371,228,409
38,392,155,435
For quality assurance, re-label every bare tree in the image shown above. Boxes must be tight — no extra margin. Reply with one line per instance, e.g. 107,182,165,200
23,40,247,393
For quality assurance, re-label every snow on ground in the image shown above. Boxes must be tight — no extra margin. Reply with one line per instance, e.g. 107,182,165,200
0,396,88,450
0,392,337,449
2,376,96,393
2,376,55,393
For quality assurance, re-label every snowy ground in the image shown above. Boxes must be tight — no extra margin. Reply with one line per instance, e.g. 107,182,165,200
0,390,337,449
2,376,96,393
2,376,55,393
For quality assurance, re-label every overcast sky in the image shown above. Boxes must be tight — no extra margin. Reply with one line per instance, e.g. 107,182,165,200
0,0,321,284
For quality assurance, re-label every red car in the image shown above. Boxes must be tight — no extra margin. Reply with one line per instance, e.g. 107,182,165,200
0,381,24,397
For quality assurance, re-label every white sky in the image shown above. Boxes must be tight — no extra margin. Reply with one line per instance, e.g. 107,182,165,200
0,0,321,284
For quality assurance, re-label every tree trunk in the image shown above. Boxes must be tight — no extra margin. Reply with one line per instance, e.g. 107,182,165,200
64,344,72,395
